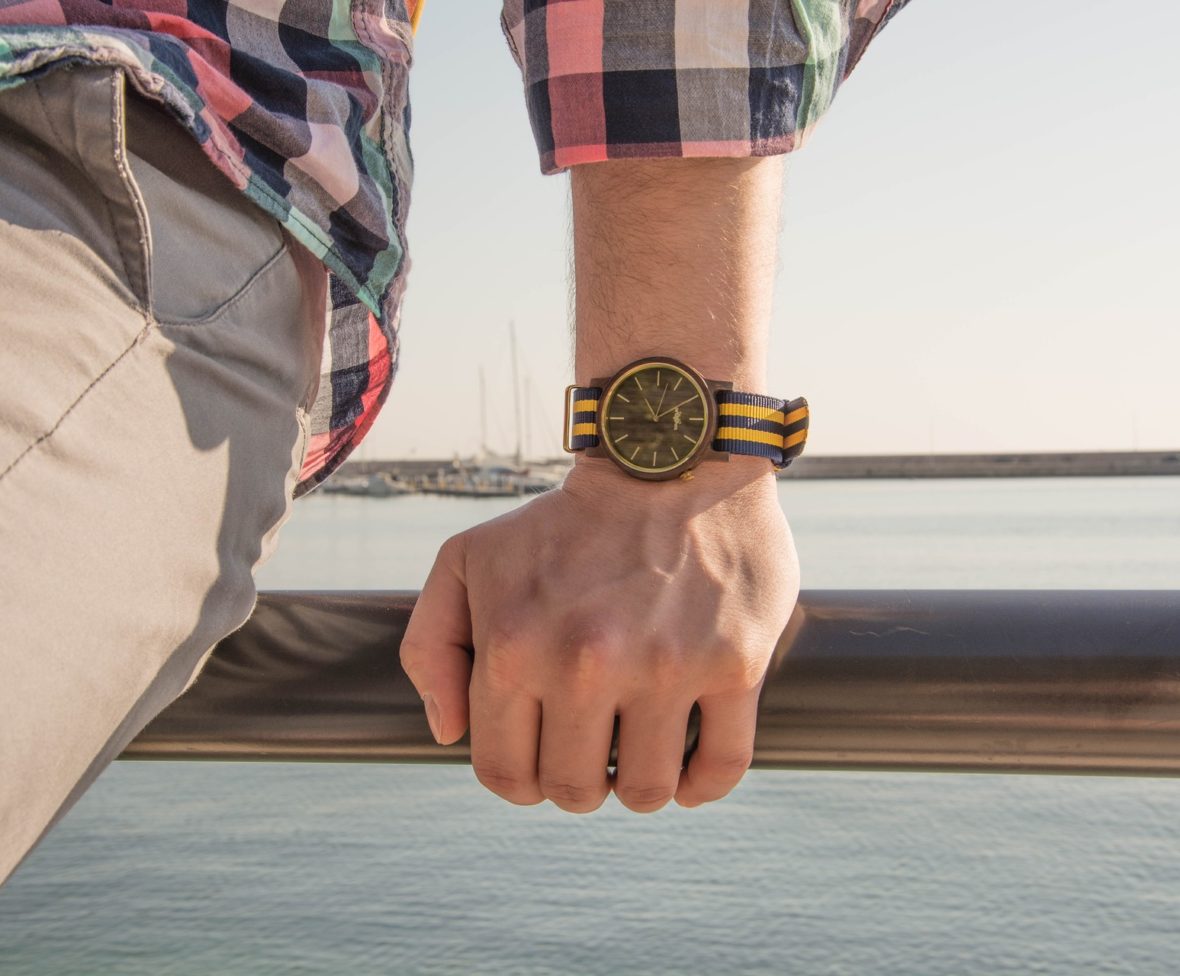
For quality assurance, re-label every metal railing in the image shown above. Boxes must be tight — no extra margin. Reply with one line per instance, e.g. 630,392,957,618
124,590,1180,776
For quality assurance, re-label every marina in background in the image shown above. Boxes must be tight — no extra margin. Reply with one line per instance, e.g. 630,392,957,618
323,449,1180,496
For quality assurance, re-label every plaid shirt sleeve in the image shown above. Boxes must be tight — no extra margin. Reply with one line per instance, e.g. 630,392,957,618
501,0,912,175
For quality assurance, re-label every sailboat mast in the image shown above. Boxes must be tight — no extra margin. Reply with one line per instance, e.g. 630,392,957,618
478,366,488,459
510,321,522,466
523,375,531,464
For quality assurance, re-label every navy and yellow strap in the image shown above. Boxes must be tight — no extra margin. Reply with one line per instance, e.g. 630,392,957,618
715,391,809,469
564,386,808,468
566,386,601,449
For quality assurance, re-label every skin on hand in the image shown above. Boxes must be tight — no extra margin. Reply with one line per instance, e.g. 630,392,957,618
400,455,799,813
402,153,795,813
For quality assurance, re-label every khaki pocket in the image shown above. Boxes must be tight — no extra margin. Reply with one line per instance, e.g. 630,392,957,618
120,90,286,324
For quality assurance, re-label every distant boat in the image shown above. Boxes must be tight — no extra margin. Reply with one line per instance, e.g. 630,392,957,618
323,320,570,499
417,460,562,497
321,472,416,497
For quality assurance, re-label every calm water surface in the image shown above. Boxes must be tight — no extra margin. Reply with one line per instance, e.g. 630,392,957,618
3,478,1179,975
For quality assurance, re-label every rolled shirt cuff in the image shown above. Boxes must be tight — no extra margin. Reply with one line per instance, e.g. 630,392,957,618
502,0,912,175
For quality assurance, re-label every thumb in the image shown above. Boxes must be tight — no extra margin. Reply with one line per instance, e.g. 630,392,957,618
401,534,473,745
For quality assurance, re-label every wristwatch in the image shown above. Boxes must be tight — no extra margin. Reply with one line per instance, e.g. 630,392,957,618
563,357,808,481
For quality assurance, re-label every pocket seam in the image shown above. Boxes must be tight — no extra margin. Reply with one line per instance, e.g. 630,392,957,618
29,70,153,313
154,241,290,328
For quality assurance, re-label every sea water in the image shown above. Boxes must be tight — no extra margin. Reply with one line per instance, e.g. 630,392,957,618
2,478,1179,975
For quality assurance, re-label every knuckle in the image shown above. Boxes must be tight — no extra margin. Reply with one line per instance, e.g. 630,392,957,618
482,609,529,655
715,644,768,693
559,634,621,694
704,748,755,782
398,636,424,671
437,531,468,566
479,617,535,695
645,639,688,685
480,644,528,695
615,782,676,813
679,785,728,807
472,759,538,804
539,777,606,812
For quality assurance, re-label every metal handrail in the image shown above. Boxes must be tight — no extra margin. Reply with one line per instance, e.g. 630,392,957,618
123,590,1180,776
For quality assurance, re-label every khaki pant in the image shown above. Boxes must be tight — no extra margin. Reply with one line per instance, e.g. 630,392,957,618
0,66,327,882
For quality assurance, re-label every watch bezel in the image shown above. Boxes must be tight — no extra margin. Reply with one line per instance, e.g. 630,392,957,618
595,358,720,481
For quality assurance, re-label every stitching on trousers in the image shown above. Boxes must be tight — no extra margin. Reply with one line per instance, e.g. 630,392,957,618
106,72,154,312
30,74,145,311
154,242,289,327
0,316,154,483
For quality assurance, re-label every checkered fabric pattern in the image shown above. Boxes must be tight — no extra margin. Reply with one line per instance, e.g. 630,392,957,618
501,0,912,174
1,0,908,493
0,0,422,495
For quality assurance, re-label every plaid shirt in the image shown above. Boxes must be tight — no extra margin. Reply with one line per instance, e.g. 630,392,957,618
502,0,912,174
0,0,907,494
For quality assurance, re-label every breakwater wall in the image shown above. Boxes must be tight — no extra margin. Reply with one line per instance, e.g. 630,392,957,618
781,450,1180,479
339,450,1180,482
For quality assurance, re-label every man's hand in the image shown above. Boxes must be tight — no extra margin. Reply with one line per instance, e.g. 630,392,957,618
400,457,798,812
403,153,793,811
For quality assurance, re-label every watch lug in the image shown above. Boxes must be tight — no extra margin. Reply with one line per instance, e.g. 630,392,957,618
562,385,579,453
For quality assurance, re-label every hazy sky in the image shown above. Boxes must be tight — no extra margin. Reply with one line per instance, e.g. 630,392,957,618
364,1,1179,460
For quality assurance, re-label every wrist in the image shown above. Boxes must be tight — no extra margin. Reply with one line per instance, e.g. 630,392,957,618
575,346,768,395
563,451,777,510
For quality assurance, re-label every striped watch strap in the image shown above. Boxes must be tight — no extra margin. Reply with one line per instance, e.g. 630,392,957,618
567,387,601,449
715,391,809,469
565,386,808,469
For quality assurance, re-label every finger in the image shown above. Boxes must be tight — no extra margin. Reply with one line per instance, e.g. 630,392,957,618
613,698,693,813
400,535,472,745
675,688,759,808
537,699,614,814
469,674,544,806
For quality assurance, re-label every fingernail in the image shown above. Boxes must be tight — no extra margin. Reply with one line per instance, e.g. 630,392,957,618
423,694,443,744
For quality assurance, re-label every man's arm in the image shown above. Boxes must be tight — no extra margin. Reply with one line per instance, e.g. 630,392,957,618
400,154,798,812
399,0,910,811
571,155,780,394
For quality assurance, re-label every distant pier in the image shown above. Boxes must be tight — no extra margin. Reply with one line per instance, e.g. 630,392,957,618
781,450,1180,480
334,450,1180,487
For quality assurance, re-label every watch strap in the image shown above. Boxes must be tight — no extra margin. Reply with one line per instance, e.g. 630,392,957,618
715,391,809,469
565,386,601,450
564,384,809,469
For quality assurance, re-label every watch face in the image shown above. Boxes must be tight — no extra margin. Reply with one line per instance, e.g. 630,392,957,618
600,361,712,477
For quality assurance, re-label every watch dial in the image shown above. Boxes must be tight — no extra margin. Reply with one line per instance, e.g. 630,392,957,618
601,363,710,474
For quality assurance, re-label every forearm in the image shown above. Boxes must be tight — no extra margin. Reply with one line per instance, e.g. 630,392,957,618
403,157,799,813
571,156,784,393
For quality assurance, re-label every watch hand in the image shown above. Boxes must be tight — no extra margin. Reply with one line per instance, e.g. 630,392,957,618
656,393,700,420
639,394,658,421
654,385,668,419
